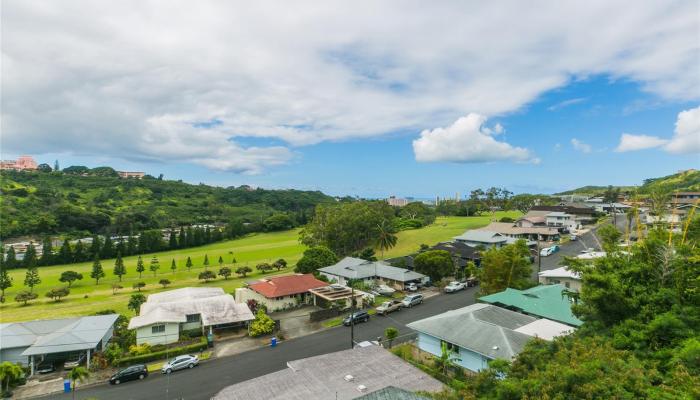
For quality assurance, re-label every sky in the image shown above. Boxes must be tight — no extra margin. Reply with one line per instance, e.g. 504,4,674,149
1,0,699,198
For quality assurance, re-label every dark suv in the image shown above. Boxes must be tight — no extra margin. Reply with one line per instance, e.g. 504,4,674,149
109,364,148,385
343,311,370,326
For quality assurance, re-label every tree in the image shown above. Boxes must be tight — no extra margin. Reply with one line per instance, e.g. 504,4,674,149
67,366,89,400
434,341,461,376
236,266,252,277
136,256,145,278
413,250,453,282
376,219,398,258
384,327,399,348
263,213,295,231
39,237,53,266
73,240,86,262
170,259,177,274
0,268,13,301
0,361,23,396
168,230,178,249
249,309,275,337
15,290,38,305
88,235,102,261
111,283,123,295
113,252,126,281
54,159,60,172
203,254,210,270
353,248,377,261
218,255,224,269
598,224,622,253
159,279,171,288
132,281,146,292
90,256,105,284
149,256,160,276
478,240,532,295
185,256,193,271
23,243,37,269
4,247,17,270
273,258,287,271
295,246,338,274
128,293,146,314
218,267,232,280
24,267,41,292
198,270,216,282
58,240,73,264
59,271,83,287
256,263,273,274
178,227,186,249
101,235,114,259
46,287,70,302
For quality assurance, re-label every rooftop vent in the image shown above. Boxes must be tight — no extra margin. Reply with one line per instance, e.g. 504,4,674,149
357,385,367,392
344,375,354,382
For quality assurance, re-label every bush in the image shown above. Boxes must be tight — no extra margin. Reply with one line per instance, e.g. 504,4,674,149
250,310,275,337
116,338,207,366
181,328,203,339
128,343,152,356
499,216,515,223
103,343,123,364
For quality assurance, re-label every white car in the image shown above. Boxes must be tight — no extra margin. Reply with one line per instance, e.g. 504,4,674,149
375,284,396,296
540,247,555,257
444,281,466,293
161,354,199,374
406,283,418,292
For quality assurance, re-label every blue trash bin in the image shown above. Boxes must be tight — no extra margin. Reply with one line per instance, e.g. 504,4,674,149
271,336,277,347
64,379,71,393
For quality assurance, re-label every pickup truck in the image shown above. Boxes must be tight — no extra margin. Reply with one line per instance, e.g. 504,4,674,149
376,300,402,315
444,281,466,293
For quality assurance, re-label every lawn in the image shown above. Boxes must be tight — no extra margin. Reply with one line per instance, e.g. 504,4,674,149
0,229,305,322
380,211,522,259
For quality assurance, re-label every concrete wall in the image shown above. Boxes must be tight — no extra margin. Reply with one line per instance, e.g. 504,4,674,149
136,323,179,345
1,347,28,365
539,277,582,292
416,333,491,373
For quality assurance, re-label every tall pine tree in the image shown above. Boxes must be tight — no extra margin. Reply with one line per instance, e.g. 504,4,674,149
91,256,105,284
39,237,53,266
5,246,18,269
23,243,38,269
101,235,114,259
127,235,137,256
169,230,178,249
58,240,73,264
149,256,160,276
171,259,177,274
178,227,186,249
24,267,41,292
186,256,193,271
136,256,145,278
113,252,126,281
88,235,102,260
74,240,86,262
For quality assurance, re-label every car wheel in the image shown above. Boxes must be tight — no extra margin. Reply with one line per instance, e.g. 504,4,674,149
188,363,194,369
139,374,145,380
408,303,412,308
114,379,120,385
166,369,172,374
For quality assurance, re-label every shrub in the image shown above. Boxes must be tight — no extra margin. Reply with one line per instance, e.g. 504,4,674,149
499,216,515,223
128,343,152,356
115,338,207,366
181,328,203,339
250,310,275,337
103,343,123,364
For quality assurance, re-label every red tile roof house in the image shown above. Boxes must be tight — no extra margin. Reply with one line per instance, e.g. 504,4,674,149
234,274,328,312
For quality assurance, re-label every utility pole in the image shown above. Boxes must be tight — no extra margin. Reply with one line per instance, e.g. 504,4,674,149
349,279,355,349
537,237,542,275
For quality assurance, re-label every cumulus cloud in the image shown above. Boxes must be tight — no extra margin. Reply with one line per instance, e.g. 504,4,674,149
615,133,668,152
413,114,538,164
1,1,699,172
571,138,592,153
665,106,700,154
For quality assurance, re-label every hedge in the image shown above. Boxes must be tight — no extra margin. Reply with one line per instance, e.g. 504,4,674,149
115,338,207,367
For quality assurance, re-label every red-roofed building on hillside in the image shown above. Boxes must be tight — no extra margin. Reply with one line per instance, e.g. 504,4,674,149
234,274,328,312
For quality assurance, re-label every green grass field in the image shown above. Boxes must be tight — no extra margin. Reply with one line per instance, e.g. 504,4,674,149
1,212,520,322
380,211,522,259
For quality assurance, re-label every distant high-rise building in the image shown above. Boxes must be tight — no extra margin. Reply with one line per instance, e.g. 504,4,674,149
0,155,38,171
386,196,409,207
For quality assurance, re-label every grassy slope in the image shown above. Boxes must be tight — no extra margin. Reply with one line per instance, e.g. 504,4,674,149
555,169,700,196
1,212,520,321
380,211,521,259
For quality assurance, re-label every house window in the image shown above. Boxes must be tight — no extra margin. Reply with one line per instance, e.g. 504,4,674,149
152,325,165,334
441,340,460,354
186,314,200,323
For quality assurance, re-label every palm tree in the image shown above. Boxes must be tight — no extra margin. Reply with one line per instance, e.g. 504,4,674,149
0,362,23,396
67,366,89,400
376,220,398,259
434,341,461,376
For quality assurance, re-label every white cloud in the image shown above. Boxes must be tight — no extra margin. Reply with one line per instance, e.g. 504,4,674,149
665,106,700,154
413,114,538,164
571,138,592,153
548,97,587,111
615,133,668,152
1,1,698,172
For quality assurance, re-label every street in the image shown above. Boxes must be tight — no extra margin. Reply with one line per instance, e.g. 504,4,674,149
39,226,604,400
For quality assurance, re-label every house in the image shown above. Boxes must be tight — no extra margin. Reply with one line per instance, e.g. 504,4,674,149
407,304,574,373
0,314,118,375
476,222,559,242
318,257,428,290
453,230,517,248
0,155,38,171
386,241,481,270
212,344,443,400
355,386,430,400
544,212,577,231
479,284,583,326
128,287,254,345
538,267,582,292
308,285,368,309
117,171,145,179
515,213,547,228
529,205,597,225
672,192,700,205
234,274,328,312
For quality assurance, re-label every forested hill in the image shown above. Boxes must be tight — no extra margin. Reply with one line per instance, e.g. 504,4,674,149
0,169,335,239
556,169,700,196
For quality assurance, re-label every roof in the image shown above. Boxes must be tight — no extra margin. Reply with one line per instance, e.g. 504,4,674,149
514,319,575,340
545,212,572,218
431,241,480,259
453,230,507,243
479,284,583,326
538,266,581,280
530,205,595,215
477,222,558,236
517,215,546,224
0,314,118,356
407,303,538,360
356,386,429,400
212,345,443,400
128,287,254,329
248,274,327,298
319,258,426,282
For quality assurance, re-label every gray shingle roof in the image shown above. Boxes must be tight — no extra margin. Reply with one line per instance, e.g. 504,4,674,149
407,303,537,360
356,386,429,400
319,257,426,282
453,230,508,243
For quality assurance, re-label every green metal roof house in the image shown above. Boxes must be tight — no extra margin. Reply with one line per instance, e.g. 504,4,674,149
478,284,583,327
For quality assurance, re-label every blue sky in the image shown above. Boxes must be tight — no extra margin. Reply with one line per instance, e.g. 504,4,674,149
2,2,699,198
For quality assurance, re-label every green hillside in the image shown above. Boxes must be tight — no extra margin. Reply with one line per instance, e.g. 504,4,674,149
556,169,699,196
0,169,335,239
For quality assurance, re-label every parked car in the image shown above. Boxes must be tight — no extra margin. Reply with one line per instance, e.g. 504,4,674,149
405,283,418,292
551,245,560,253
63,353,86,369
540,247,555,257
109,364,148,385
36,360,55,374
375,284,396,296
376,300,403,315
444,281,466,293
570,234,578,241
465,277,479,287
343,311,370,326
161,355,199,374
401,294,424,308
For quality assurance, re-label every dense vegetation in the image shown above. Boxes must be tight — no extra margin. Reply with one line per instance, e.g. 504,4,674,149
556,168,700,196
436,188,555,216
0,168,335,239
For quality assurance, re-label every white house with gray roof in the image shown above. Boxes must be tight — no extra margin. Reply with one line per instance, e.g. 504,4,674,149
453,230,522,248
407,304,573,372
318,257,428,290
0,314,118,374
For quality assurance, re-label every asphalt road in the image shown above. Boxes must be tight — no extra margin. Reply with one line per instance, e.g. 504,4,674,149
41,226,604,400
